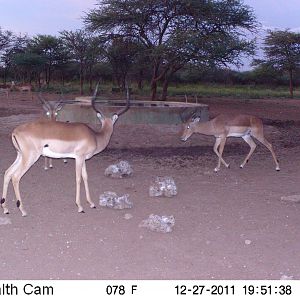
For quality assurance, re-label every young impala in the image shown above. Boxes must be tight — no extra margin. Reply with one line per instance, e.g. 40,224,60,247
1,85,130,216
181,114,280,172
38,96,67,170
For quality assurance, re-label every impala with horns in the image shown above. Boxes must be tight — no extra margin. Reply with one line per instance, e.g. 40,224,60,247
180,113,280,172
1,85,130,216
38,95,67,170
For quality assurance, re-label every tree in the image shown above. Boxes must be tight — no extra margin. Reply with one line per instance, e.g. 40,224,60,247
0,27,14,83
29,35,65,87
0,27,13,51
254,30,300,98
1,33,30,83
104,37,143,89
60,30,102,94
85,0,257,100
12,52,46,83
85,35,103,92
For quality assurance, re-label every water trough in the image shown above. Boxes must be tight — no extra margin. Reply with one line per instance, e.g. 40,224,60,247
57,96,209,125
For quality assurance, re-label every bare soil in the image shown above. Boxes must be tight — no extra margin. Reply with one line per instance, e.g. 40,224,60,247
0,91,300,280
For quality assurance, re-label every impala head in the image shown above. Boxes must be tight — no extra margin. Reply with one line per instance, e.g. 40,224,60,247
38,94,64,120
180,116,201,142
91,83,130,126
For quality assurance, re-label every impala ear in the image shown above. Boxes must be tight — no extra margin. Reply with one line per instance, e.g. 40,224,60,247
42,104,50,112
54,103,64,112
96,112,104,122
192,117,200,123
111,114,119,124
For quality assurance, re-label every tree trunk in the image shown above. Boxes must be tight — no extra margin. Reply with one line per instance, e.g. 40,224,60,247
161,75,169,101
138,70,143,90
150,61,160,100
80,62,83,95
151,79,157,100
3,68,7,84
89,65,93,92
289,69,293,98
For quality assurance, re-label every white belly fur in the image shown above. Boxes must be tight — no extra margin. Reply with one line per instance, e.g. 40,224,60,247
227,127,251,137
227,132,247,137
42,147,76,159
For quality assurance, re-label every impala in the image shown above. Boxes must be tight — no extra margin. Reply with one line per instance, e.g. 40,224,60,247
181,114,280,172
11,81,33,99
1,85,130,216
38,96,67,170
0,87,10,98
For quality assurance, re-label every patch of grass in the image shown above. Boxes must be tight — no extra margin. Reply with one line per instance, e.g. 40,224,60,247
37,82,300,100
164,84,300,99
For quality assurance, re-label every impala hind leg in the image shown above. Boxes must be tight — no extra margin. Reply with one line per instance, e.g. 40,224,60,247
44,157,53,170
213,137,230,172
82,161,95,209
11,153,40,216
240,135,257,169
1,153,22,214
252,133,280,171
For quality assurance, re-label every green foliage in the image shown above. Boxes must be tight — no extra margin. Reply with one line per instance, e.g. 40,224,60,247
253,30,300,97
0,27,13,51
85,0,257,99
263,30,300,71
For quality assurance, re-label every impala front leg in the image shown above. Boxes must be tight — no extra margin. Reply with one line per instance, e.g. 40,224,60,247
213,137,230,172
75,158,84,213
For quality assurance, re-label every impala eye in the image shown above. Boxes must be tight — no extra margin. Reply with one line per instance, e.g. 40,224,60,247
46,111,50,116
187,125,190,129
55,112,58,116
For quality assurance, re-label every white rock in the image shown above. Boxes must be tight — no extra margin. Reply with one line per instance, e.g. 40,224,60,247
280,274,294,280
280,195,300,203
124,213,133,220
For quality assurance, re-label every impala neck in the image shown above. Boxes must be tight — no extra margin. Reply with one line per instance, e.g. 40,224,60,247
194,120,215,136
95,120,114,153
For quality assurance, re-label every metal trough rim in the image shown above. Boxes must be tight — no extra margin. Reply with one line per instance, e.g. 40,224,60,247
73,96,207,108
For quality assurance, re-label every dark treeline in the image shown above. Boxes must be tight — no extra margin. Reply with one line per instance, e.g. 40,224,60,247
1,0,300,99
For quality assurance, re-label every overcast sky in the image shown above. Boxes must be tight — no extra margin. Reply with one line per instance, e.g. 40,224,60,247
244,0,300,32
0,0,299,36
0,0,95,36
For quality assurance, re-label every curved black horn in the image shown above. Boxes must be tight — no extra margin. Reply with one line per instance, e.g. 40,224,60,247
91,83,104,118
116,85,130,117
38,92,50,109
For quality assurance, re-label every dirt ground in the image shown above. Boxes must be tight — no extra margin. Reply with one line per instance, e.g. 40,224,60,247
0,91,300,280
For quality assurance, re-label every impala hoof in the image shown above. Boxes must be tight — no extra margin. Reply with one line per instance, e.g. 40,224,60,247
226,164,230,169
240,165,244,169
77,207,85,213
3,208,9,214
276,167,280,172
214,167,220,173
22,212,27,217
